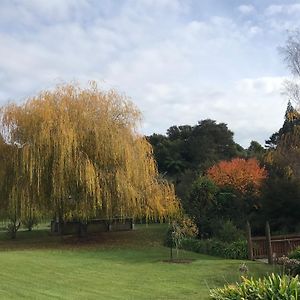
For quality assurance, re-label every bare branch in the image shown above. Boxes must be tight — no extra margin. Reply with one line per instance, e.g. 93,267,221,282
279,30,300,78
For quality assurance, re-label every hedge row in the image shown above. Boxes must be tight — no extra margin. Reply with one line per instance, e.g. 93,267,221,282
180,237,248,259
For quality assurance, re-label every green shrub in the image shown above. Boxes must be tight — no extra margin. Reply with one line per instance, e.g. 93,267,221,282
210,273,300,299
278,255,300,276
22,215,39,231
289,247,300,260
224,240,248,259
214,220,244,243
180,238,248,259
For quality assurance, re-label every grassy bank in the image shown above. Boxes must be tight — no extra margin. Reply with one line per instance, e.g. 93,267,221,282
0,224,274,299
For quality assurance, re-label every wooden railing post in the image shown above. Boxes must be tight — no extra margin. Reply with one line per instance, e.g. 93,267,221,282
246,221,254,260
266,221,273,264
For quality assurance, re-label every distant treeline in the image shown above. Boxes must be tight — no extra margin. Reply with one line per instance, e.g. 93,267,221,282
147,101,300,237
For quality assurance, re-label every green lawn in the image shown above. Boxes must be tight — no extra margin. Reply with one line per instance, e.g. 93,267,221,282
0,224,275,299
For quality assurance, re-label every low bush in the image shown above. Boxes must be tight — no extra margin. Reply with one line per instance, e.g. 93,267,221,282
223,240,248,259
180,237,248,259
22,216,39,231
278,255,300,276
6,219,20,239
210,273,300,299
214,220,244,243
289,246,300,260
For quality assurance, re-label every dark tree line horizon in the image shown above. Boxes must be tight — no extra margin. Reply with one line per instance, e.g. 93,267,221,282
147,99,300,237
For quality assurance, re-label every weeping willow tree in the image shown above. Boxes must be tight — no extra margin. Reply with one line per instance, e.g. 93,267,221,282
0,135,11,220
0,83,179,229
0,135,24,237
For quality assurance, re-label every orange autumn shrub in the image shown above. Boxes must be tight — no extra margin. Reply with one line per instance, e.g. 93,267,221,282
207,158,267,195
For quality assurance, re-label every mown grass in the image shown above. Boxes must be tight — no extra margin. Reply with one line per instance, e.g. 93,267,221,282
0,223,275,299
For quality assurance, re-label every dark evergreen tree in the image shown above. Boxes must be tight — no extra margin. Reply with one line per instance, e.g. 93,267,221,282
147,119,245,205
247,140,265,161
265,101,300,149
258,177,300,233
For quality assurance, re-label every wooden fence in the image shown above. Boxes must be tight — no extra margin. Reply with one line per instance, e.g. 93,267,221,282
247,221,300,263
252,234,300,259
51,218,134,235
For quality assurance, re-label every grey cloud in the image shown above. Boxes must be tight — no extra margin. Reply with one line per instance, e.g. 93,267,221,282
238,5,256,14
265,4,300,16
0,0,292,148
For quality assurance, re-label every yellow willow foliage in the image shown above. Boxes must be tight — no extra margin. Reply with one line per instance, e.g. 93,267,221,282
0,83,179,221
0,135,5,184
0,136,19,215
0,136,9,217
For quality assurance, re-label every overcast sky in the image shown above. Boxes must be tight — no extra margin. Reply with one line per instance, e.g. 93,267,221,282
1,1,300,147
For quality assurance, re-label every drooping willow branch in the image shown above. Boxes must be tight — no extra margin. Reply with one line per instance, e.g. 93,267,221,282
0,83,179,223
